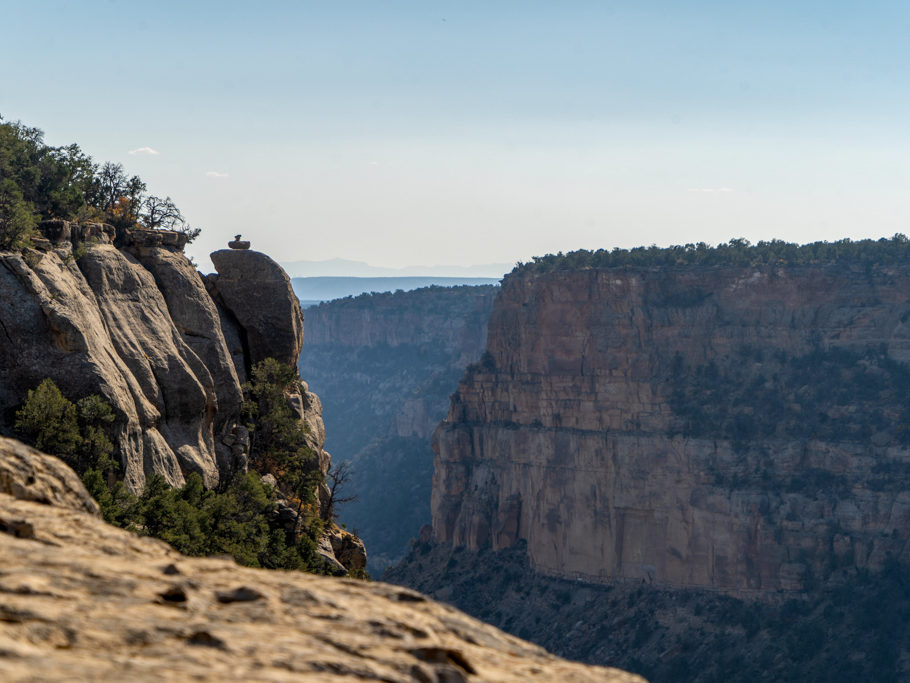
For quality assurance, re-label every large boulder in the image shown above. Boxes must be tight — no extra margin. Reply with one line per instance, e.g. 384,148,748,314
209,249,304,368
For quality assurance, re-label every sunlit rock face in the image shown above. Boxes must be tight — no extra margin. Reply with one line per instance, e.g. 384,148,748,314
0,223,314,493
433,264,910,593
209,248,305,369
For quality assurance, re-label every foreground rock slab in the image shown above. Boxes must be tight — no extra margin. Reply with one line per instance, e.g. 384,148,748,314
0,492,641,682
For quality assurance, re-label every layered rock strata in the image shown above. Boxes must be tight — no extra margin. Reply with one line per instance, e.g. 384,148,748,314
0,439,640,683
433,264,910,593
302,285,497,445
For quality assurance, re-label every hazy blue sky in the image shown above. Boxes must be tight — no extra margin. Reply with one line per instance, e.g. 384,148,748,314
3,1,910,274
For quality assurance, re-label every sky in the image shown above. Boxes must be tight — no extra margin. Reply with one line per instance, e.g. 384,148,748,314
3,1,910,275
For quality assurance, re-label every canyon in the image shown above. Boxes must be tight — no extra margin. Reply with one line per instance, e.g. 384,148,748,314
0,118,643,679
299,285,497,572
10,220,910,679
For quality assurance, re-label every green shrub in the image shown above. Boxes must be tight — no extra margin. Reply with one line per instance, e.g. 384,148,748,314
81,468,135,526
0,178,37,250
14,365,336,574
9,381,138,528
124,470,329,572
243,357,320,508
14,378,126,523
14,379,82,462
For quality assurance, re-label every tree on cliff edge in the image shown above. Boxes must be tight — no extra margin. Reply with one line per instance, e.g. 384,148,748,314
140,194,201,241
325,460,357,520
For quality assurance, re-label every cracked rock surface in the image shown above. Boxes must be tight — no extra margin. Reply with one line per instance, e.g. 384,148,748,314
0,441,642,682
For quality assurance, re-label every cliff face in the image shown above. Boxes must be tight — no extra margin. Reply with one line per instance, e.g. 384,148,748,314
0,221,324,493
303,286,497,450
299,285,497,572
303,284,497,377
433,265,910,593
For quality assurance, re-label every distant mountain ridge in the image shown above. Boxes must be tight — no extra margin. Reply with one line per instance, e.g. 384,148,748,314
291,276,501,305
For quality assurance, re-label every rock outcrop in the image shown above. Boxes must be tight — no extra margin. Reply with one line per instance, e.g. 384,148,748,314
433,264,910,593
209,248,305,369
0,222,319,493
0,439,640,683
0,224,215,491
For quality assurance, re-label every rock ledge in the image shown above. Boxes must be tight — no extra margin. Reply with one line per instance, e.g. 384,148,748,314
0,439,641,682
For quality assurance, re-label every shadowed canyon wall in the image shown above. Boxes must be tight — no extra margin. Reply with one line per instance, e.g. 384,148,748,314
433,264,910,593
299,285,497,572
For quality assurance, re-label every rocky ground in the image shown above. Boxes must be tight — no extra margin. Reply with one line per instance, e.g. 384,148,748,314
0,438,641,682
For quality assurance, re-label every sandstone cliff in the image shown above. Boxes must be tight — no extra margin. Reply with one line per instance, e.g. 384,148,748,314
303,285,497,370
0,221,324,493
302,285,496,451
0,437,640,683
433,263,910,593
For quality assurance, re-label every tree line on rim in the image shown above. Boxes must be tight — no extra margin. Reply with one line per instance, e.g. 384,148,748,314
514,234,910,274
0,115,199,250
